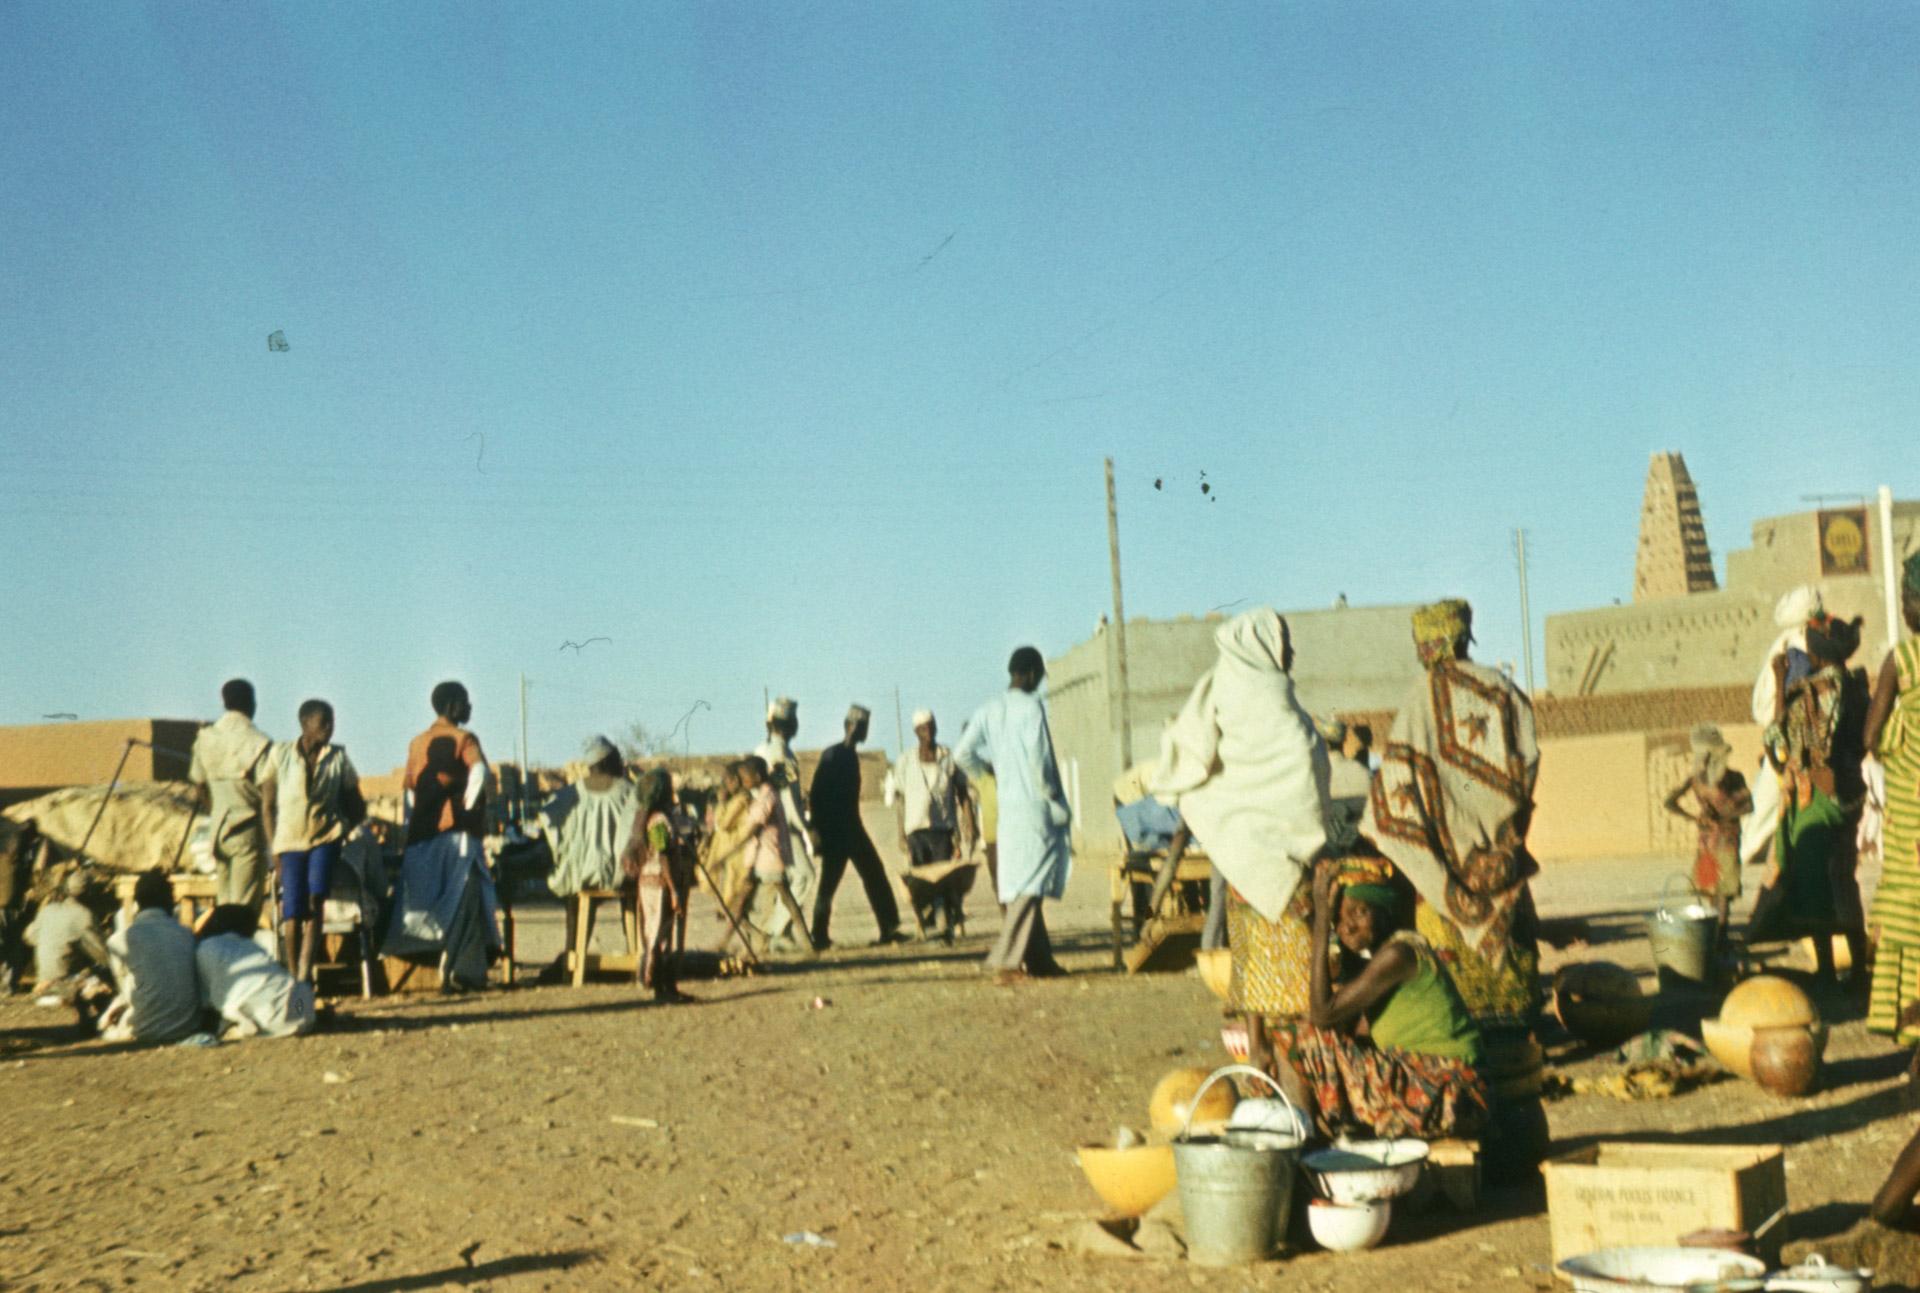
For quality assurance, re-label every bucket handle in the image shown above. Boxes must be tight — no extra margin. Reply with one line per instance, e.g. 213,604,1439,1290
1177,1063,1299,1141
1657,871,1701,915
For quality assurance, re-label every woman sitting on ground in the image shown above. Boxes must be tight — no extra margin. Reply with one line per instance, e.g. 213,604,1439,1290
1277,856,1489,1141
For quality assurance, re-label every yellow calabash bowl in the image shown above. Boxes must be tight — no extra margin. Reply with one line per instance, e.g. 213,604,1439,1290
1195,948,1232,1002
1149,1066,1238,1136
1076,1143,1178,1218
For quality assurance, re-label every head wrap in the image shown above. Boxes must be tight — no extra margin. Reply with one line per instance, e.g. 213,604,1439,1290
581,734,619,766
635,767,670,812
911,709,934,729
1805,612,1862,664
1689,722,1731,781
63,869,88,899
846,704,871,725
1335,856,1397,913
1412,599,1473,666
767,697,797,723
1314,713,1347,746
1905,552,1920,599
1214,607,1291,674
1774,585,1824,629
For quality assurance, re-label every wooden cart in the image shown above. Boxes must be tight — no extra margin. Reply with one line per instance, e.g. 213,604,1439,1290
1107,843,1214,973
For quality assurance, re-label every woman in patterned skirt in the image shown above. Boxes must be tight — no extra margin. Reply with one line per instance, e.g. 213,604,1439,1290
1866,555,1920,1083
1284,856,1488,1140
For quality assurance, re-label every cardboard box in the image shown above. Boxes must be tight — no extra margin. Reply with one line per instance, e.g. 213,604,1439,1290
1544,1143,1786,1266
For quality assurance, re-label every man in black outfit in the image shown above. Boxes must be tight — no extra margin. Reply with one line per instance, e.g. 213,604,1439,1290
809,705,907,949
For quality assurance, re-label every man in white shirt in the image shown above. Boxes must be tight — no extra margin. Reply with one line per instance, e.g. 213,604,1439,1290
893,710,976,938
102,871,203,1044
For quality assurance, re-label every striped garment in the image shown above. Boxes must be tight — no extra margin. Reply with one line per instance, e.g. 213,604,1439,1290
1870,637,1920,1043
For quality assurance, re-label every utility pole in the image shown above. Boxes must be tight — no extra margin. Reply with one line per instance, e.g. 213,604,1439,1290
1105,457,1134,768
894,685,905,759
1880,485,1901,656
519,673,531,823
1514,529,1536,696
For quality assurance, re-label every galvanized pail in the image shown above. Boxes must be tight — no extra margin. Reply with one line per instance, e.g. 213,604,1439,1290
1172,1065,1302,1266
1646,874,1718,986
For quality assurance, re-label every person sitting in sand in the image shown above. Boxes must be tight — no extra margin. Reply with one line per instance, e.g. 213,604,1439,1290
195,905,317,1038
24,870,113,1026
100,870,203,1045
1273,856,1489,1141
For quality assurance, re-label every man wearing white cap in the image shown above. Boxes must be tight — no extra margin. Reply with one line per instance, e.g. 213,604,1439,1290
754,698,817,949
809,705,907,948
894,710,975,938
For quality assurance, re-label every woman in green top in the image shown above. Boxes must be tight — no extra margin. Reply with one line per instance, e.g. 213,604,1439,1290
1278,855,1488,1139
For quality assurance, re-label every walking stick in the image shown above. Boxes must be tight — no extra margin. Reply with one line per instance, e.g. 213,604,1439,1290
691,853,762,968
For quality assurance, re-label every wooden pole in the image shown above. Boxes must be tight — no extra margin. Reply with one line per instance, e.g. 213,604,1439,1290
519,672,531,823
1515,528,1536,696
1880,485,1900,657
1105,457,1134,769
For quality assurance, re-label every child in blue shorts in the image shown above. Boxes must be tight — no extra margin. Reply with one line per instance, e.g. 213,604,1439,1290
261,699,365,983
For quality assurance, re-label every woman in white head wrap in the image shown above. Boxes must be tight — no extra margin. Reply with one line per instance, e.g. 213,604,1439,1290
1152,607,1332,1074
1742,586,1824,866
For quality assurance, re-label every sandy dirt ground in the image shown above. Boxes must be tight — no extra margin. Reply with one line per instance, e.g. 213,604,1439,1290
3,849,1917,1291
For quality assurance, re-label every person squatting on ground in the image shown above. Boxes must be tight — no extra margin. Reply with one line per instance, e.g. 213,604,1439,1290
709,756,818,959
1750,610,1871,987
893,708,977,940
536,735,643,981
621,769,691,1002
1150,608,1331,1085
1865,552,1920,1078
954,646,1073,985
809,705,907,949
754,698,817,952
384,682,503,992
1661,722,1753,948
24,869,112,1026
188,678,274,914
1277,856,1488,1141
194,904,317,1038
101,870,202,1044
261,698,365,984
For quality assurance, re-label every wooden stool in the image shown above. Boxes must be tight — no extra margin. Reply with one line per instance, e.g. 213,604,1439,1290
569,888,639,986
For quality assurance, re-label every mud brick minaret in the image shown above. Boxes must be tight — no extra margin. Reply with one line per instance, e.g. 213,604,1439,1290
1633,451,1717,602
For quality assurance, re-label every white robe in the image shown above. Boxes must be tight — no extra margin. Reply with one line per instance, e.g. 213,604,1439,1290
1149,608,1331,921
954,688,1071,903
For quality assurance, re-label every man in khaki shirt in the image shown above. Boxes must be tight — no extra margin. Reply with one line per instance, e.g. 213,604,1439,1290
188,679,273,911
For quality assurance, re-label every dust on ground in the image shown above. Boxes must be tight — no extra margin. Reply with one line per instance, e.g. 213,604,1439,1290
0,855,1912,1292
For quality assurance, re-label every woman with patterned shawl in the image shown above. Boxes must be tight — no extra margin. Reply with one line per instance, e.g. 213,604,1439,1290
1359,599,1543,1031
1151,608,1332,1089
1866,556,1920,1077
1284,854,1488,1139
1749,611,1871,986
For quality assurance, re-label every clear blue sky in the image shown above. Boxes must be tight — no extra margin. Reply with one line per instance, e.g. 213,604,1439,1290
6,4,1920,771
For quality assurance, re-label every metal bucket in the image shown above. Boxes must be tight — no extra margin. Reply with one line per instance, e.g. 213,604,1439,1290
1172,1065,1302,1266
1646,874,1717,986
